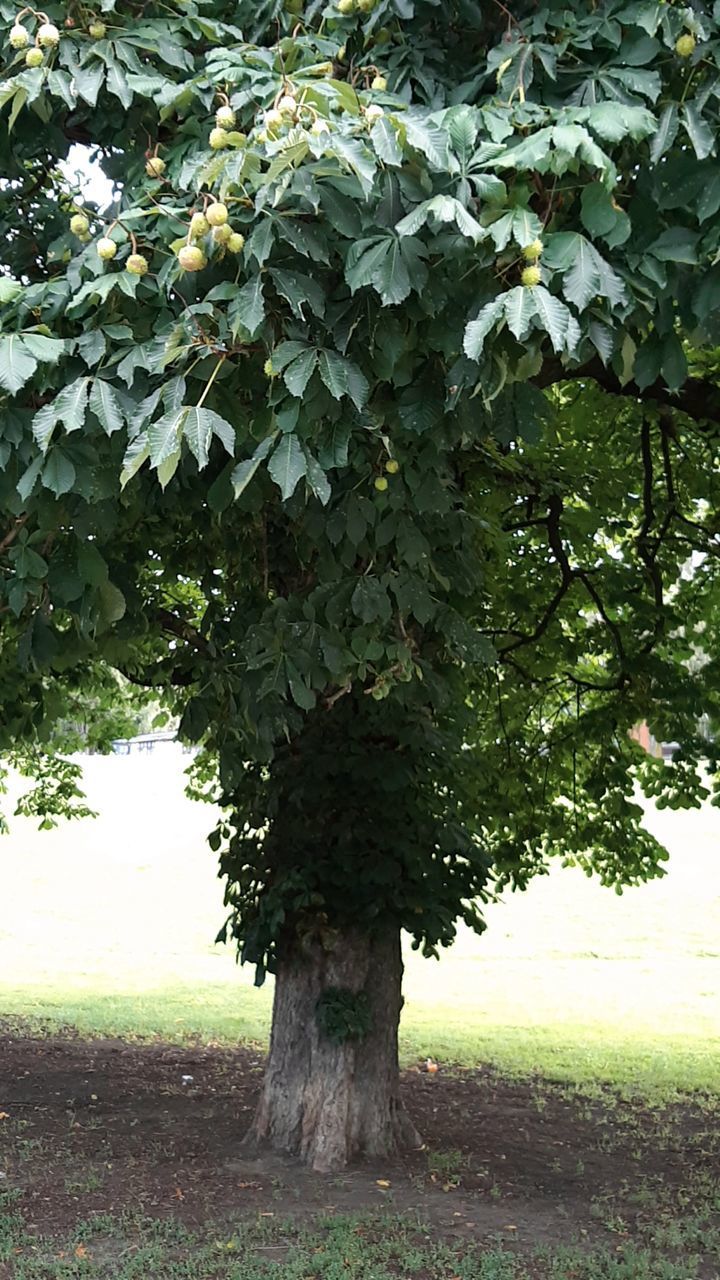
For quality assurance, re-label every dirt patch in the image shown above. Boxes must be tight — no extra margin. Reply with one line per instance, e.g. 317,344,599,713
0,1027,718,1256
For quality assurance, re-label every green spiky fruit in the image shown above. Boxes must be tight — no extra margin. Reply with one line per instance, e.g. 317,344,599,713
190,212,209,238
70,213,90,237
522,238,543,262
365,104,384,122
227,232,245,254
371,74,387,91
278,94,297,115
337,0,355,12
212,224,233,245
25,47,43,67
385,459,399,475
126,253,149,276
145,156,166,178
264,359,275,377
209,127,229,150
675,33,696,58
88,21,106,38
37,22,60,46
97,237,117,261
216,105,236,129
310,118,330,136
521,265,542,288
9,24,29,49
358,0,377,10
374,475,388,491
177,244,207,272
206,202,229,227
265,108,283,129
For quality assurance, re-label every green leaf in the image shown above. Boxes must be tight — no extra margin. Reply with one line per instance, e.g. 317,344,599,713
230,276,265,338
318,350,348,401
304,452,331,506
585,102,656,141
74,62,105,107
32,402,59,453
649,228,699,264
372,239,412,305
20,333,66,364
105,59,133,108
268,433,306,500
183,407,213,468
77,330,107,366
90,379,125,436
403,115,451,171
17,455,44,503
463,297,506,360
650,104,678,164
0,336,37,394
148,407,188,466
332,136,377,195
98,580,127,623
120,433,151,488
370,117,403,166
231,435,276,499
532,287,577,354
0,278,22,304
55,377,91,434
284,349,318,398
682,104,714,161
503,286,536,340
42,449,77,497
562,238,601,311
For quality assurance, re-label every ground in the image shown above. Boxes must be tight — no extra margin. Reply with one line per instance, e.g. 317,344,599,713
0,750,719,1276
1,1030,719,1279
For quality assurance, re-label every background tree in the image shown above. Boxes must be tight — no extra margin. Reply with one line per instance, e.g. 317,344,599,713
1,0,720,1169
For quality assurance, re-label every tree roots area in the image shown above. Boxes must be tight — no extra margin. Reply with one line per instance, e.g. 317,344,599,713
0,1029,718,1279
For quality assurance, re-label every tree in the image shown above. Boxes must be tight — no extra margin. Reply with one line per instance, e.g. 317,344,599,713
2,0,720,1170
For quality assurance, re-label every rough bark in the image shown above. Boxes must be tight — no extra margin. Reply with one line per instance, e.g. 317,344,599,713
244,927,421,1172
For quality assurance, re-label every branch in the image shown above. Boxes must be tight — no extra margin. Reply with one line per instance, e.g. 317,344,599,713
156,608,214,657
534,357,720,427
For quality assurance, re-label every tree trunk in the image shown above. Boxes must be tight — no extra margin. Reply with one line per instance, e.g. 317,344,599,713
245,927,422,1172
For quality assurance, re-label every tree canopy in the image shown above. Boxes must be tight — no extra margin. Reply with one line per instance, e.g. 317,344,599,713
2,0,720,1166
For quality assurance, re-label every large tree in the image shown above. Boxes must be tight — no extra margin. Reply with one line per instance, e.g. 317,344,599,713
2,0,720,1170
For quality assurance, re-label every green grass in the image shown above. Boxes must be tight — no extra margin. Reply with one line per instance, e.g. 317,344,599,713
1,747,719,1096
1,1205,716,1280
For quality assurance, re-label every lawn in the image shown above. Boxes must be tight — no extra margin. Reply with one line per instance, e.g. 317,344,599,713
1,744,719,1092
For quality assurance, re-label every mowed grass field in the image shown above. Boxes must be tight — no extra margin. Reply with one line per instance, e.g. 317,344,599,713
1,744,718,1093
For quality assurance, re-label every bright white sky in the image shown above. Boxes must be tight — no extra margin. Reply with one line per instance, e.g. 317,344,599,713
61,144,115,210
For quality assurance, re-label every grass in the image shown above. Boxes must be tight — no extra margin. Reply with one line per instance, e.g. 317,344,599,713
1,1205,717,1280
1,746,719,1096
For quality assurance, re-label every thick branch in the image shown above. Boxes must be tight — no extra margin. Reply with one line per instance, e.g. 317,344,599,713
534,357,720,427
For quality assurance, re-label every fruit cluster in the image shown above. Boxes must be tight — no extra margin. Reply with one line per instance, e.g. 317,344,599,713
374,458,400,492
520,239,543,287
7,7,60,68
177,202,245,272
207,101,248,152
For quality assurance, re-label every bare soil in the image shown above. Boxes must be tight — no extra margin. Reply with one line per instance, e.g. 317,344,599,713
1,1027,718,1257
